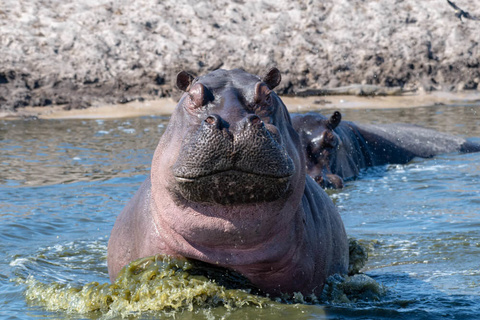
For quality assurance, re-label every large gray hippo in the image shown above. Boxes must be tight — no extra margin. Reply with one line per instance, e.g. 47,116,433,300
292,111,480,189
107,68,348,296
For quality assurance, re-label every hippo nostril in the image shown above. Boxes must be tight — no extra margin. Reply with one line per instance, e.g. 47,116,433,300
248,115,262,126
205,116,216,125
204,114,229,130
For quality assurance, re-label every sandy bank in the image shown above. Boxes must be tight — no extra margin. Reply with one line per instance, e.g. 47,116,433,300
2,91,479,120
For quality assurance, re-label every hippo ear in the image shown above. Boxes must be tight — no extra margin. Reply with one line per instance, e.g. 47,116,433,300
262,68,282,90
176,71,195,91
327,111,342,130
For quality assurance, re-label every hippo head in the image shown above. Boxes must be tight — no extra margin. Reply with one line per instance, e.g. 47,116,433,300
163,68,301,206
151,68,304,212
147,69,306,276
293,111,344,189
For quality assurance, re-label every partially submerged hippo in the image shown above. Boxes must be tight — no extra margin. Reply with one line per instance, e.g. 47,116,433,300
292,111,480,188
108,69,348,296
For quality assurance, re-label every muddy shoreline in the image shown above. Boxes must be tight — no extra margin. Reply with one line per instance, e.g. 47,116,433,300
1,0,479,113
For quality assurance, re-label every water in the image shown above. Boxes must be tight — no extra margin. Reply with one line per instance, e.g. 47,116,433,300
1,104,480,319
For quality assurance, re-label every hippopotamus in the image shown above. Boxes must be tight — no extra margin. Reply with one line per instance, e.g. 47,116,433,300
292,111,480,188
107,68,348,296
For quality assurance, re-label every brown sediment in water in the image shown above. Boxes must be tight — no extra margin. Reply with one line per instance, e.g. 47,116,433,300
1,91,480,120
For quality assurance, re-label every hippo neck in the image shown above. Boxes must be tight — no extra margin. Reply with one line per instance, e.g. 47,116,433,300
149,185,312,290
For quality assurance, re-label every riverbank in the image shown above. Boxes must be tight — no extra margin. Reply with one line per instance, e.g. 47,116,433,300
1,0,479,113
1,91,479,120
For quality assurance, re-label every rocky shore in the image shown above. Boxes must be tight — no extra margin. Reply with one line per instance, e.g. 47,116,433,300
1,0,479,112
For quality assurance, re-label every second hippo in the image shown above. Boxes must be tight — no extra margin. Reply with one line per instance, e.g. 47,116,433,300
292,111,480,188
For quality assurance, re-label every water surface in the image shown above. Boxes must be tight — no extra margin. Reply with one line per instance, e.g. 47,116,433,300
1,105,480,319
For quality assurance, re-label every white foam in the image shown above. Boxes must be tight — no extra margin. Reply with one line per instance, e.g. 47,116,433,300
9,257,29,268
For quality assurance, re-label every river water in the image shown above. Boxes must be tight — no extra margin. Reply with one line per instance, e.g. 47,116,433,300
1,104,480,319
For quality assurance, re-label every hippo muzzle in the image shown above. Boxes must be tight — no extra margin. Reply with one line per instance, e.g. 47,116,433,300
172,110,295,205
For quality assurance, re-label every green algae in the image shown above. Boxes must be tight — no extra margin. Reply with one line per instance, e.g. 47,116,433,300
22,239,380,318
321,274,387,303
348,238,368,275
24,255,270,318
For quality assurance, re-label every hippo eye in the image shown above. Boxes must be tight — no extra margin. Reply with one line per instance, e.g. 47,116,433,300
320,131,338,149
264,93,272,104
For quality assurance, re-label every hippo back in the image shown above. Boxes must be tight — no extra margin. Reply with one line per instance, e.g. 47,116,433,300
354,123,472,164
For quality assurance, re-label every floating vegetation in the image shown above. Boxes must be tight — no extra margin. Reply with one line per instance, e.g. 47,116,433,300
22,240,380,318
24,255,270,318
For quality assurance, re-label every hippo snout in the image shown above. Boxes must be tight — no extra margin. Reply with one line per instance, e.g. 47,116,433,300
171,113,295,205
315,173,344,189
173,113,293,178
